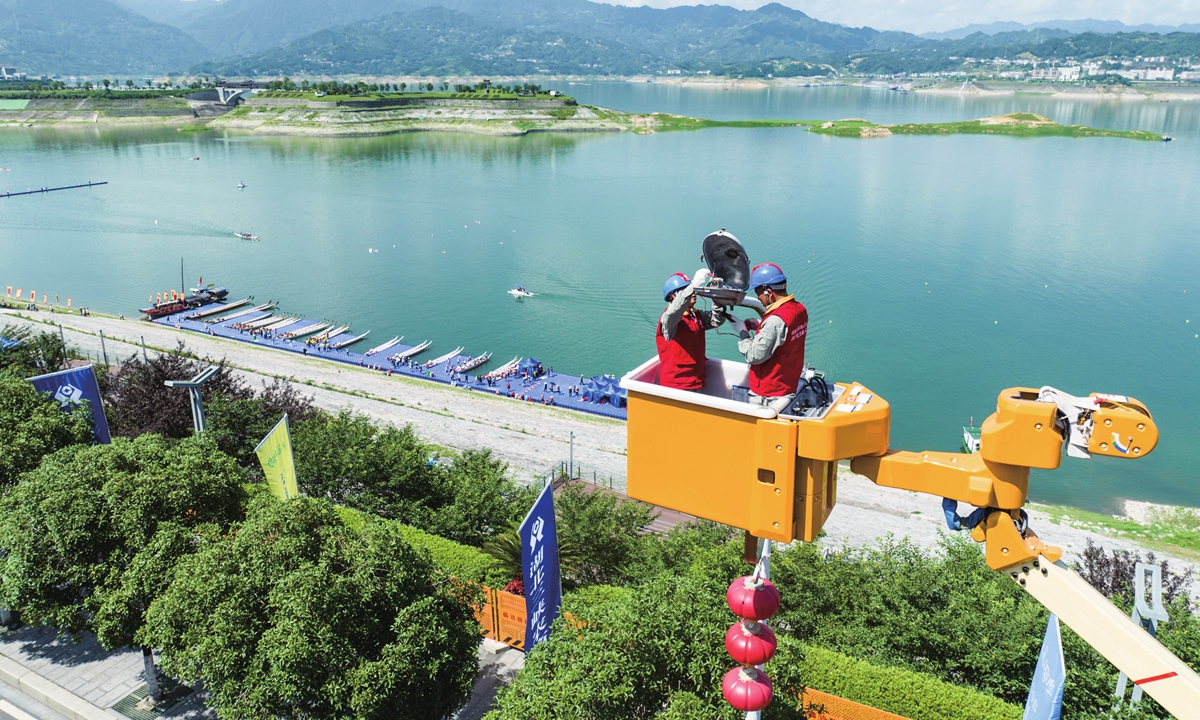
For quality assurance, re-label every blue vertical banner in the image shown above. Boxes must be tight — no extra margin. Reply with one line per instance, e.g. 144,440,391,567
29,365,112,444
519,482,562,652
1024,614,1065,720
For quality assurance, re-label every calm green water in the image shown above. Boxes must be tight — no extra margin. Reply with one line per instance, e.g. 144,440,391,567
1,84,1197,512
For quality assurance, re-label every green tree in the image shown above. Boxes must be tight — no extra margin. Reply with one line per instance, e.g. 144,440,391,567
102,79,110,89
0,373,94,487
144,494,480,720
0,434,246,700
555,481,656,586
291,410,444,519
425,82,434,91
0,323,78,377
426,449,536,546
204,377,316,467
125,79,133,89
399,81,407,92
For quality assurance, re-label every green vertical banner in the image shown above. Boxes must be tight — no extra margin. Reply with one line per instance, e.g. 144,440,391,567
255,414,300,501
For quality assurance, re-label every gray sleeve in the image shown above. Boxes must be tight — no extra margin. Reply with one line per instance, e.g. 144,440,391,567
737,315,788,365
697,303,726,330
660,284,695,341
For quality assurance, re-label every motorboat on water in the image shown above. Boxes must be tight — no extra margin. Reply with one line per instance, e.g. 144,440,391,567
237,181,246,189
234,231,259,240
508,284,535,298
961,420,981,454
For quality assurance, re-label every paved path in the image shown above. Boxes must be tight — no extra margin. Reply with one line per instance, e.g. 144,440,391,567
1,310,628,487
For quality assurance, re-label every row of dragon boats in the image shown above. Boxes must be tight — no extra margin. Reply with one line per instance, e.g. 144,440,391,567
182,296,508,375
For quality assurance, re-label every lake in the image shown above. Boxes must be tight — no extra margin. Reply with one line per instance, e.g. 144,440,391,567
1,83,1196,513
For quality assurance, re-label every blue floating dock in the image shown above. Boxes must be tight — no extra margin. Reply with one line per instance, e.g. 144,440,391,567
153,302,628,421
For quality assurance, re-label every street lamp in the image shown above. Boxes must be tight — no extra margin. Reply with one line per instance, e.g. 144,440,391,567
164,366,219,433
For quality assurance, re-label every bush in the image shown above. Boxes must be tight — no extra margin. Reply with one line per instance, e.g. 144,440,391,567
101,342,252,440
779,640,1022,720
0,323,79,377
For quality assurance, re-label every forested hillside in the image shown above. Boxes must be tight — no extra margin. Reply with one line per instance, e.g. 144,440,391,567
0,0,212,74
194,7,656,77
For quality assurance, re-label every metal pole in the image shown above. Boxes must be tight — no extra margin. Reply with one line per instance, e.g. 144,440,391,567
99,330,108,365
141,336,148,363
58,324,65,350
189,387,206,433
569,431,574,479
746,538,773,720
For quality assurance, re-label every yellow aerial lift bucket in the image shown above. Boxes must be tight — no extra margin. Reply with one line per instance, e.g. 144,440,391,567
621,356,889,543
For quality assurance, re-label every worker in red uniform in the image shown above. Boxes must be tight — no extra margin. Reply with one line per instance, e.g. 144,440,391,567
733,263,808,407
656,269,726,390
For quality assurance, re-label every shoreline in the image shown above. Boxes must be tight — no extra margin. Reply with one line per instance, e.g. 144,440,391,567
0,84,1181,138
2,307,1197,587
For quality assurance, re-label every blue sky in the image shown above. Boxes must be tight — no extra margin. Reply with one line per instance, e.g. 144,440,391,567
596,0,1200,33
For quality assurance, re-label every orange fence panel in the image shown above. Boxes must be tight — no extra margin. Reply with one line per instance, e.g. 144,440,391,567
495,590,527,651
805,689,910,720
474,588,497,641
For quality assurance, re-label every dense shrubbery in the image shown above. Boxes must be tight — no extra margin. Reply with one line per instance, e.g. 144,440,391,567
145,494,479,720
3,327,1198,719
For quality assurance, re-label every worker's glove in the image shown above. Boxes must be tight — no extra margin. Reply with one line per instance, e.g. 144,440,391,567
726,315,749,339
690,268,713,289
744,318,760,333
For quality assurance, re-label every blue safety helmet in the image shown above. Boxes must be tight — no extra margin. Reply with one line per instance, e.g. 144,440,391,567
662,272,690,301
750,263,787,291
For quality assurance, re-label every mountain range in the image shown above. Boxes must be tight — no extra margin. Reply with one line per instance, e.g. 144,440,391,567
923,18,1200,41
1,0,1197,78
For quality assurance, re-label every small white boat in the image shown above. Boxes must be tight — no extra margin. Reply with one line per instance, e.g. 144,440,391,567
282,322,329,339
424,347,465,368
329,330,370,350
508,284,535,298
390,340,432,361
234,231,259,240
237,181,246,189
263,316,303,332
365,336,403,356
210,301,275,324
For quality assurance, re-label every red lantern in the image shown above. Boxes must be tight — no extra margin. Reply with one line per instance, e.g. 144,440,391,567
727,576,780,621
725,620,778,666
722,666,773,712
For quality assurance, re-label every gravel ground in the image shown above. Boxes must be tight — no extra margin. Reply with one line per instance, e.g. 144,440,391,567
3,308,1195,589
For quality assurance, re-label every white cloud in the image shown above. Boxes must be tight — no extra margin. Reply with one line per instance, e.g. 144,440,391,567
596,0,1200,33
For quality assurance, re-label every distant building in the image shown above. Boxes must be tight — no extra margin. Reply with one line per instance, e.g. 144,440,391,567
1179,71,1200,81
1057,66,1082,81
0,66,23,80
1113,67,1176,81
1030,67,1058,80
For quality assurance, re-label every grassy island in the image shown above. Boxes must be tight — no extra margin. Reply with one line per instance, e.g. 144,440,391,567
0,89,1165,142
641,111,1165,141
